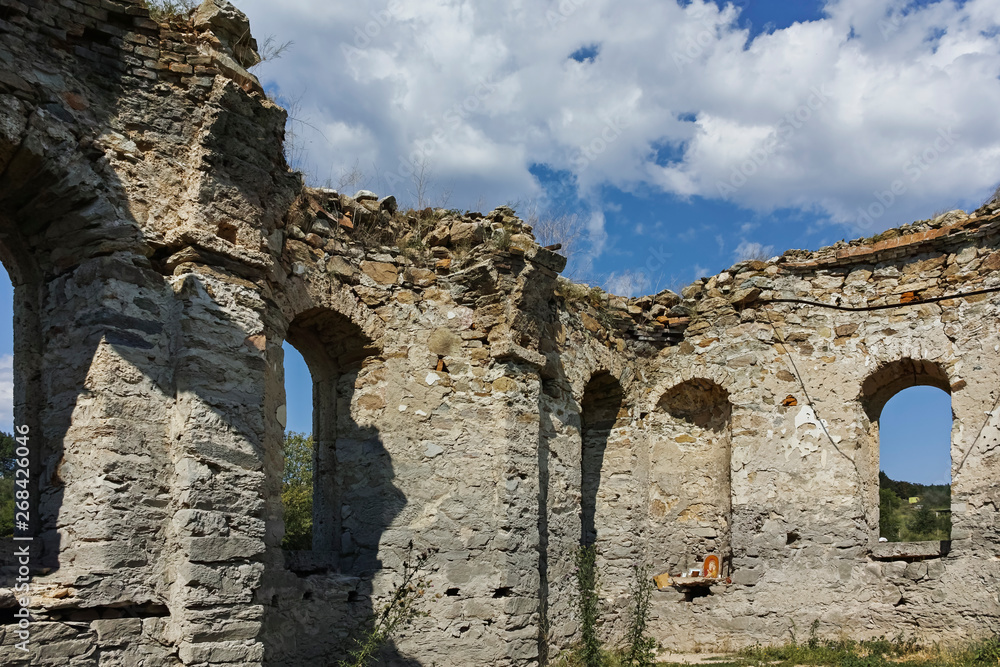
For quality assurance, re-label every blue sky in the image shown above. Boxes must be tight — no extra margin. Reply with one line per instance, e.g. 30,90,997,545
5,0,993,486
254,0,985,482
242,0,999,294
879,386,952,485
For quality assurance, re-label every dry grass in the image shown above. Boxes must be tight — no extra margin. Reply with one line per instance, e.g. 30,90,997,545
142,0,197,21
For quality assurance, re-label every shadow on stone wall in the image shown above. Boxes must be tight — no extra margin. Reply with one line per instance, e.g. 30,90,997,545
0,2,173,590
0,3,305,663
580,371,624,547
259,345,420,665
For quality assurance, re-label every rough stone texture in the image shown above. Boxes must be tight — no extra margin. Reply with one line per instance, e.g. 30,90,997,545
2,1,1000,665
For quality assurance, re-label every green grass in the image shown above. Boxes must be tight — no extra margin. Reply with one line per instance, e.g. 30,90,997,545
549,647,650,667
656,636,1000,667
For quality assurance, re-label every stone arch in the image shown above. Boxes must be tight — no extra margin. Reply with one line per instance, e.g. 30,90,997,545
267,303,381,569
648,377,734,576
580,370,625,546
861,357,952,422
858,358,954,546
567,345,635,404
0,222,41,549
645,365,735,414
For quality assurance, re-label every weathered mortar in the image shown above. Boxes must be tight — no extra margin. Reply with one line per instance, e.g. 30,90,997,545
0,1,999,665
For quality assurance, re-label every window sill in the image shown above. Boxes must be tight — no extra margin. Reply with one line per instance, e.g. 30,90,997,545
870,540,950,560
284,550,338,574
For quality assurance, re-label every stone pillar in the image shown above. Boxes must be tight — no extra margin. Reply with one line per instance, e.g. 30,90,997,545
165,270,270,666
492,351,546,665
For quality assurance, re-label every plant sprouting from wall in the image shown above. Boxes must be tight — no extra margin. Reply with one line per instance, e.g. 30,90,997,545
620,561,657,667
141,0,197,21
574,544,603,667
338,542,434,667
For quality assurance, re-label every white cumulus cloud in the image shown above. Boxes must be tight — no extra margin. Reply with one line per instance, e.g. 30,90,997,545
238,0,1000,241
0,354,12,434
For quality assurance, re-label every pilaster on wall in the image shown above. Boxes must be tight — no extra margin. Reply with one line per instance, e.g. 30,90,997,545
492,359,545,665
163,270,271,665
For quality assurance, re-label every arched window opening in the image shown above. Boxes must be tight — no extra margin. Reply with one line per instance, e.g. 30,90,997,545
651,379,732,577
1,269,13,539
862,359,952,547
281,308,376,570
580,371,624,546
877,386,952,543
281,341,313,550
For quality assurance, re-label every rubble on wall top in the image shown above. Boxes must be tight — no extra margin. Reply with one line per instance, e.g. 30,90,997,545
285,186,567,274
778,202,1000,270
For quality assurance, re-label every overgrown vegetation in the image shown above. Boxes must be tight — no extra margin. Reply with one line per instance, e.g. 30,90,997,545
982,183,1000,209
553,549,659,667
338,542,433,667
1,430,14,538
658,633,1000,666
620,561,657,667
281,431,313,550
575,545,603,667
878,471,950,542
141,0,197,21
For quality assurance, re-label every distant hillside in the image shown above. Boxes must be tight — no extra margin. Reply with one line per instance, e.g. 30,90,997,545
879,471,951,542
879,471,951,508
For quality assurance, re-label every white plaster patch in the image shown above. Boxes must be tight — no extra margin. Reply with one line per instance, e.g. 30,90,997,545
786,405,823,461
425,372,439,385
795,405,819,430
398,404,408,412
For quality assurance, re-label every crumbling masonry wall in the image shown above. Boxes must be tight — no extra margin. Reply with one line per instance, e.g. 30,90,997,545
1,2,1000,665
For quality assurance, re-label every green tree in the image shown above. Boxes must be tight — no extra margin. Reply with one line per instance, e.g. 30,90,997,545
910,506,939,540
879,487,902,542
281,432,314,550
0,431,16,538
621,560,657,667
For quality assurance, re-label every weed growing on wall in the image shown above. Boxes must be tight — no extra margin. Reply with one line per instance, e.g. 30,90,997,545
338,542,434,667
620,561,656,667
141,0,197,21
574,544,603,667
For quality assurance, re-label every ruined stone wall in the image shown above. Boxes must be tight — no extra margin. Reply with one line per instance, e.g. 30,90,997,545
0,0,300,663
1,2,1000,666
637,210,1000,651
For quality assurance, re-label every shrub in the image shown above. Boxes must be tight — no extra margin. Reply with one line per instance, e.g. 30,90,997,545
574,545,603,667
338,542,433,667
491,227,513,252
620,561,656,667
142,0,197,21
0,431,15,538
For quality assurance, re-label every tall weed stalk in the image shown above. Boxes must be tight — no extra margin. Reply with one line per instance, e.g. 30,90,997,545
620,561,656,667
575,545,603,667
